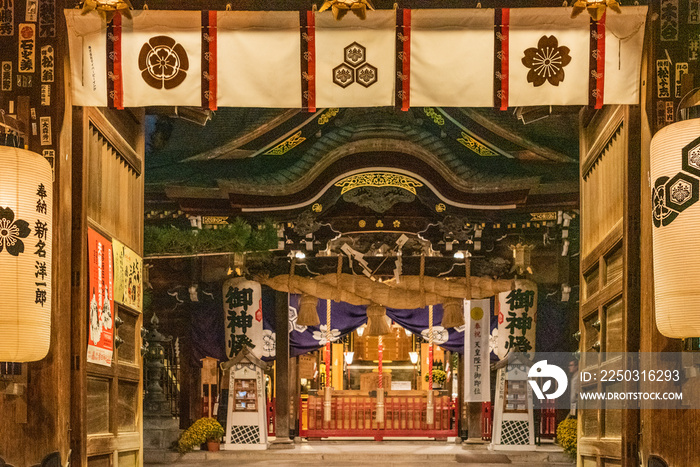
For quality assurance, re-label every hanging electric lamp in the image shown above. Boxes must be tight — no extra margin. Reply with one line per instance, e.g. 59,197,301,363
0,147,53,362
510,242,534,275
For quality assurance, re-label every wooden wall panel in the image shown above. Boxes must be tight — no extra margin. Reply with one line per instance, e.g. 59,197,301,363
81,107,144,466
85,108,144,253
578,104,640,466
69,106,144,466
581,125,624,259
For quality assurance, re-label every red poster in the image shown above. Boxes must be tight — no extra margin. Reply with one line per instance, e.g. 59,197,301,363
87,228,114,366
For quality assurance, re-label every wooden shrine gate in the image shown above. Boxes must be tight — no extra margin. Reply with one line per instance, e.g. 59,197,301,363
299,391,457,440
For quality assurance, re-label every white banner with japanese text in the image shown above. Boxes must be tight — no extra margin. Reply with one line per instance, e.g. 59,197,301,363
496,279,537,360
464,299,491,402
223,277,263,361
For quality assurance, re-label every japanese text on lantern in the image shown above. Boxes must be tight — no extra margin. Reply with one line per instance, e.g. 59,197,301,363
34,183,48,307
225,285,255,357
504,288,534,353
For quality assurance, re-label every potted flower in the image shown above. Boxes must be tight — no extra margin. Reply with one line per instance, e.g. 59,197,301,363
424,368,447,388
177,417,225,453
555,417,577,457
424,360,447,388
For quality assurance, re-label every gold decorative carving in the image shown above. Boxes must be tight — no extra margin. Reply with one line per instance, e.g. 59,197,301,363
423,107,445,126
318,108,339,125
312,203,323,213
334,172,423,195
456,132,499,157
529,212,557,221
202,216,229,225
435,203,446,213
359,220,366,228
393,220,401,228
376,220,384,228
265,131,307,156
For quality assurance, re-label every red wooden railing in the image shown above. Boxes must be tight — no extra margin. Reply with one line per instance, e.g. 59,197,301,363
299,393,457,440
481,401,493,441
538,399,557,439
267,397,276,437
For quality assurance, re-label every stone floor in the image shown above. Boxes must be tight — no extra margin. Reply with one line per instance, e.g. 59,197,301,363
145,439,575,466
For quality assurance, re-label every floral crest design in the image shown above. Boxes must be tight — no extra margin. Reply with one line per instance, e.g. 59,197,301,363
0,207,31,256
262,329,276,358
420,326,449,345
333,42,378,89
288,305,308,333
312,325,341,345
522,35,571,87
346,46,364,65
138,36,189,90
489,328,499,354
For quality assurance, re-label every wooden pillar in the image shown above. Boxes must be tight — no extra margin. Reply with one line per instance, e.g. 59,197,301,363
622,105,641,467
271,291,294,448
467,403,482,442
70,106,88,466
291,356,300,438
463,347,483,442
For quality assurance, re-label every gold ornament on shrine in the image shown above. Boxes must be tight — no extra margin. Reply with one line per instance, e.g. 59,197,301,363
510,243,534,275
319,0,375,21
570,0,621,21
80,0,134,22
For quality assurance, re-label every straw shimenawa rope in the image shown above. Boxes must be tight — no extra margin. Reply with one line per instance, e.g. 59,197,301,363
259,274,513,308
294,257,321,326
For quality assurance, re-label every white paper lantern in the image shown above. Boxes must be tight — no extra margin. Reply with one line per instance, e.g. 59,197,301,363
650,119,700,339
222,277,263,360
496,279,537,359
0,147,53,361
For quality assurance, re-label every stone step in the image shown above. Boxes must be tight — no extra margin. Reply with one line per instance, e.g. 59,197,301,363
146,448,575,466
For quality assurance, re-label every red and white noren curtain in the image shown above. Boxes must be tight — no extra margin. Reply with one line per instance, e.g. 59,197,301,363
65,6,647,109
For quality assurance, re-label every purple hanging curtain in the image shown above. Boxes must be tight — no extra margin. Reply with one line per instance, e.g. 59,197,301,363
285,295,465,356
287,294,368,357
